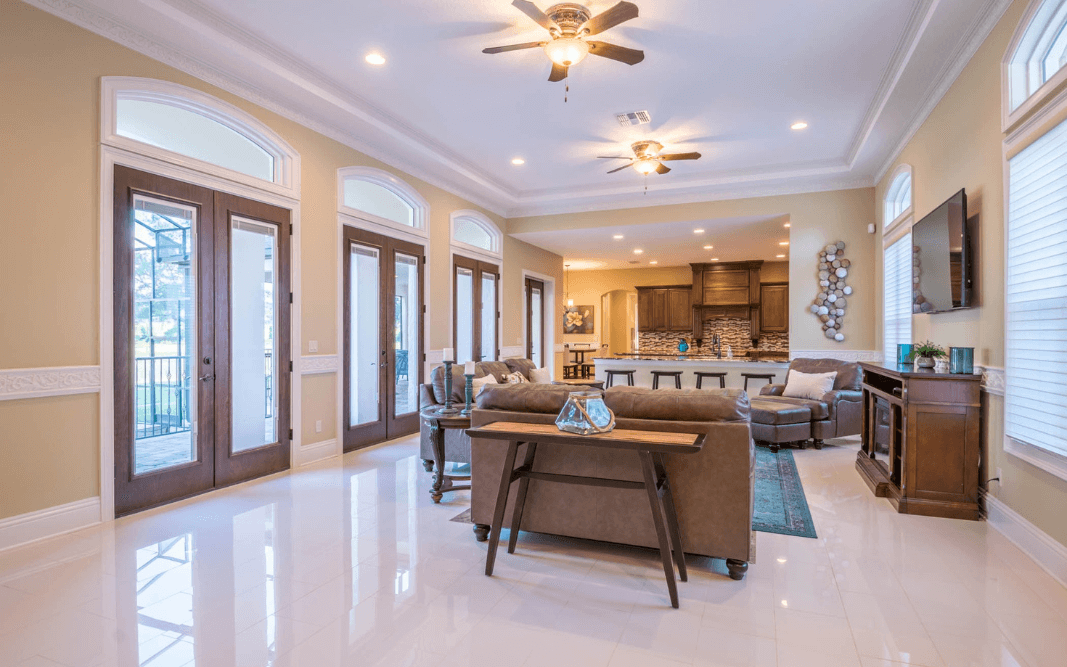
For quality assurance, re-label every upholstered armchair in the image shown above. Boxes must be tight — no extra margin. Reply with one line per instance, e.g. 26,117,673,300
757,357,863,447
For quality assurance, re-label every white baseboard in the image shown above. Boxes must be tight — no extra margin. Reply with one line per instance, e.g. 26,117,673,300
294,438,339,466
983,491,1067,589
0,497,101,553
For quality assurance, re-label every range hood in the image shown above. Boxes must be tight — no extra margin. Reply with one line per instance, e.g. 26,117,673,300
690,260,763,343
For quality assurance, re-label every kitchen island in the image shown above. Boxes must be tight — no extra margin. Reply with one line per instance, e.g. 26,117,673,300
594,355,790,391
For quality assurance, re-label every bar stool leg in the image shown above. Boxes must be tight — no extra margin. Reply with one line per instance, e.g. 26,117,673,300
628,372,634,386
719,375,726,389
673,375,681,389
653,374,660,390
696,375,703,390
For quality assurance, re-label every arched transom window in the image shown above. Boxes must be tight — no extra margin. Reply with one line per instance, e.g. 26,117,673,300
1007,0,1067,114
884,166,913,229
338,167,428,236
450,210,502,257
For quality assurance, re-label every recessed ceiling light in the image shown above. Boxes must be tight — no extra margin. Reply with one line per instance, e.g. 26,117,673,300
511,157,525,165
365,52,386,65
711,257,720,261
613,234,624,240
791,121,808,130
694,229,705,234
649,260,658,265
783,222,791,228
634,248,644,254
779,241,789,246
776,254,786,258
703,245,713,250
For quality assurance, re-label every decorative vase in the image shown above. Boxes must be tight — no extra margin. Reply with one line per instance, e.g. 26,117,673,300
556,391,615,435
915,356,935,368
897,344,914,366
934,358,950,373
678,338,689,353
950,347,974,374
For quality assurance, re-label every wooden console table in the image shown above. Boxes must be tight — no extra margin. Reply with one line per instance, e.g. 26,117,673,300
466,421,707,608
856,362,982,520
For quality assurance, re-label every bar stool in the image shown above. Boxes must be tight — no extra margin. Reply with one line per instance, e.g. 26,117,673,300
741,372,776,392
651,371,683,389
604,369,635,388
694,372,727,389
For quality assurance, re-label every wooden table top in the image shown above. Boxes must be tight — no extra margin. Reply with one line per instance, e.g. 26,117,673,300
419,407,472,427
466,421,705,454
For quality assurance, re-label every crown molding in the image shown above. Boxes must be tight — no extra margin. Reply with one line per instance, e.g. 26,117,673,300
874,0,1016,183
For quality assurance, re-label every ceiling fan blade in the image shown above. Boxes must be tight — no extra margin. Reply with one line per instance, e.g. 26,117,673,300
657,152,702,161
596,155,632,159
581,1,639,36
655,162,671,174
586,41,645,65
482,41,547,54
548,63,569,82
607,163,635,174
511,0,556,30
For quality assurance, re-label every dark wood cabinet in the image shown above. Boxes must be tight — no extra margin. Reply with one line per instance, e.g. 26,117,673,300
856,363,982,520
760,283,789,333
636,285,692,332
689,261,763,343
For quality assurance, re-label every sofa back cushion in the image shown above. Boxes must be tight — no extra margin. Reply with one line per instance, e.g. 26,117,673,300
605,387,750,423
505,358,537,380
430,360,512,403
476,383,586,414
788,358,861,391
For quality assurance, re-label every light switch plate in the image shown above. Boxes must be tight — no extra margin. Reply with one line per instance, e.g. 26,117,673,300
315,420,322,433
309,340,318,352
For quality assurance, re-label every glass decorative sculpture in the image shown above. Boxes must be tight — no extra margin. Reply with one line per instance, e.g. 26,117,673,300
949,347,974,374
897,344,914,366
556,391,615,435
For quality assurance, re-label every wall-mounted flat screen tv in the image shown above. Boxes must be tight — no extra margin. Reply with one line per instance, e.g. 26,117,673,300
911,189,974,312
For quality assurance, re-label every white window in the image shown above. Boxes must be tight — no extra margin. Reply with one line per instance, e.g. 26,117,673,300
338,167,428,237
1005,0,1067,122
884,166,913,229
1005,114,1067,464
450,210,502,260
883,233,913,364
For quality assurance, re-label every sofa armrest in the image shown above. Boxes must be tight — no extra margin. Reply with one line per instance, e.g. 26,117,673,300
820,389,862,420
760,383,786,396
419,384,438,410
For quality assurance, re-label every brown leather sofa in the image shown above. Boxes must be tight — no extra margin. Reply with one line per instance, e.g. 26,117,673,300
755,357,863,448
468,384,755,580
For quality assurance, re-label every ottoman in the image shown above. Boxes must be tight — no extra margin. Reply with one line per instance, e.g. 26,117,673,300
749,399,812,453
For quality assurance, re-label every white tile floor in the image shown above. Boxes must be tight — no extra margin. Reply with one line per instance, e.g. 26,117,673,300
1,435,1065,667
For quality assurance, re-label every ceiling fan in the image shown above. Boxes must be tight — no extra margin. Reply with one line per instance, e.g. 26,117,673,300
599,141,702,175
483,1,644,82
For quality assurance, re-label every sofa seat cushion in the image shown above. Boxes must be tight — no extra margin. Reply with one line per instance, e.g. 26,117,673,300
476,383,582,414
755,395,829,420
749,398,812,425
605,387,749,423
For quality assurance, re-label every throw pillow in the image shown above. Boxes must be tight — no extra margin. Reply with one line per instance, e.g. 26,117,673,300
529,367,552,383
782,369,837,401
471,374,498,397
502,371,529,385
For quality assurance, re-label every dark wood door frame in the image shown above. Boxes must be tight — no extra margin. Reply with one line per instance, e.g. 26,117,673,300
453,254,500,363
525,277,546,364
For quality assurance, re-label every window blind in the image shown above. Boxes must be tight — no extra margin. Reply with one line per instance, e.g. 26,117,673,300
1006,115,1067,458
884,234,913,364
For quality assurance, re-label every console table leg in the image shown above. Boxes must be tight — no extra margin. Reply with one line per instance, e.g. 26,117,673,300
654,453,687,583
639,450,679,608
508,442,538,555
485,440,520,576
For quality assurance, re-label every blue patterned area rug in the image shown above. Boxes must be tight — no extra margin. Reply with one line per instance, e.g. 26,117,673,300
753,447,817,539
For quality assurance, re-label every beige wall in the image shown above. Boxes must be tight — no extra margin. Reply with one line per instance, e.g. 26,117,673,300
875,0,1067,548
512,189,877,352
0,0,562,520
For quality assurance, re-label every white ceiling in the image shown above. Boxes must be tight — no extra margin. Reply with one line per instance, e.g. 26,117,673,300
512,214,791,269
35,0,1013,216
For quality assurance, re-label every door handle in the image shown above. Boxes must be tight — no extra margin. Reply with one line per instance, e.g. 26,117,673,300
199,375,214,382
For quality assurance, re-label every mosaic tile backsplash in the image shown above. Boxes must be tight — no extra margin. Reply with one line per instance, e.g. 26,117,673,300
637,317,789,355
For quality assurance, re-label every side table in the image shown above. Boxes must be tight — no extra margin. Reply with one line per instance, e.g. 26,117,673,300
419,408,471,503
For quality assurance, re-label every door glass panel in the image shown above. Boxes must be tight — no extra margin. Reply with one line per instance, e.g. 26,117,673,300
132,195,197,474
481,273,497,362
531,286,543,368
231,217,278,453
350,244,381,427
395,253,419,417
455,267,474,364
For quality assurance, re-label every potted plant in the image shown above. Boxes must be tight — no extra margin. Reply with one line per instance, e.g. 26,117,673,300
911,341,946,368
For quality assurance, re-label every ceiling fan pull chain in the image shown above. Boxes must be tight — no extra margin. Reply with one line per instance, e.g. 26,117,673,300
565,76,569,103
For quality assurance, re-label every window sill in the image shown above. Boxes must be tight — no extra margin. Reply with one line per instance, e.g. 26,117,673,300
1005,436,1067,483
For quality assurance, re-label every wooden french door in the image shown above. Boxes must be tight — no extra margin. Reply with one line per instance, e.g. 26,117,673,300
343,226,424,452
526,277,546,367
453,255,500,363
114,166,291,516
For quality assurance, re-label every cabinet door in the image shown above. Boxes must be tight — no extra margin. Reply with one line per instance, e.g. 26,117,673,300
637,290,652,332
703,270,750,305
668,289,692,331
651,289,668,331
760,284,789,332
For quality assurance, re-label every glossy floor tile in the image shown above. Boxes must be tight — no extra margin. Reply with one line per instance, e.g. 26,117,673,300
1,436,1064,666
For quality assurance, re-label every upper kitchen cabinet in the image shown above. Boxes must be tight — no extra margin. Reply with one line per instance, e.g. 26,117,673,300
637,285,692,332
691,261,762,307
760,282,789,333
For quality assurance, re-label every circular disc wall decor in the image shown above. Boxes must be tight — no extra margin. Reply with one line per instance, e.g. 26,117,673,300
808,241,850,342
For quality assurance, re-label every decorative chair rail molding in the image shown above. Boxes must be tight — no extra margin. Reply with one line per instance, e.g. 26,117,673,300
977,365,1005,396
300,354,339,375
0,497,101,553
981,489,1067,589
789,350,883,363
0,366,102,401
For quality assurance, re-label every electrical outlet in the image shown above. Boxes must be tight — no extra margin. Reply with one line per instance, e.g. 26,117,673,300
996,467,1003,487
315,420,322,433
309,340,318,353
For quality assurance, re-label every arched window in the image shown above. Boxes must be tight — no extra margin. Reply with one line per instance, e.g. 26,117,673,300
450,210,502,258
337,167,428,237
102,77,298,194
884,165,913,229
1005,0,1067,121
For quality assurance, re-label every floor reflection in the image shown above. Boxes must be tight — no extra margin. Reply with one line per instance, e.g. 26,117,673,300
136,535,195,666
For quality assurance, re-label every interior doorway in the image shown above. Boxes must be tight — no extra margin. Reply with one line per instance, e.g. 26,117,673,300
113,166,291,516
343,226,424,451
525,277,546,367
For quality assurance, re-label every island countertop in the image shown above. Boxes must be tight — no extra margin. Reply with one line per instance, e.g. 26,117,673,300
594,355,790,391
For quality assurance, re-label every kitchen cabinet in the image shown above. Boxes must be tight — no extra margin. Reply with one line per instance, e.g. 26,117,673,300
636,285,692,332
760,282,789,333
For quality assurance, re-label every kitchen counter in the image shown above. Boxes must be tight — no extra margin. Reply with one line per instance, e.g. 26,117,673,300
594,355,790,391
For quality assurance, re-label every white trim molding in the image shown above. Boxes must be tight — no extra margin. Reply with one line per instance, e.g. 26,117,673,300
1002,0,1067,133
449,209,503,262
789,350,884,362
0,366,101,401
978,365,1006,396
294,439,339,467
1005,435,1067,483
301,354,339,375
338,166,430,238
983,490,1067,588
0,497,101,553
